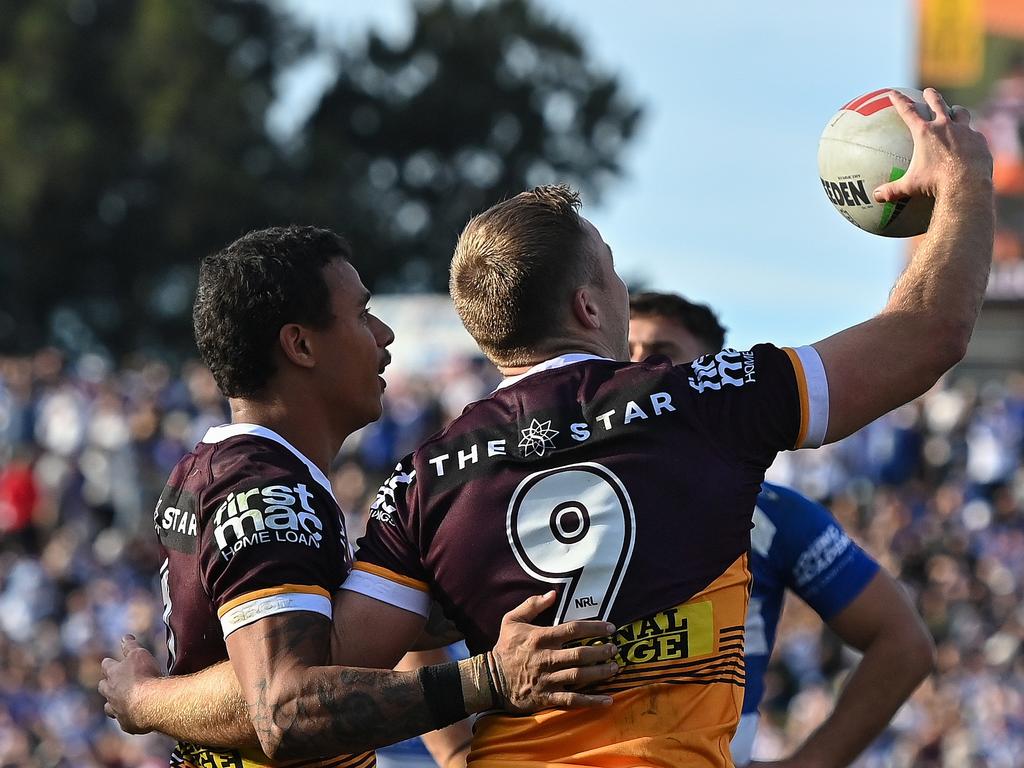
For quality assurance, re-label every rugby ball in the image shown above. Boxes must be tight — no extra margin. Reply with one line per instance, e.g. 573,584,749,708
818,87,936,237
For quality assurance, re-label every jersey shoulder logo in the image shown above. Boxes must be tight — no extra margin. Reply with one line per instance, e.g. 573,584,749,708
211,483,324,561
793,525,851,587
518,418,559,457
369,463,416,526
688,349,757,393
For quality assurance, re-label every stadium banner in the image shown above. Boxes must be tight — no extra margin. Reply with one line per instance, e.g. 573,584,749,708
918,0,1024,301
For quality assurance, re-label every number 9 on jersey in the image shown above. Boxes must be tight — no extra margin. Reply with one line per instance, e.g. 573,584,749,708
506,462,637,623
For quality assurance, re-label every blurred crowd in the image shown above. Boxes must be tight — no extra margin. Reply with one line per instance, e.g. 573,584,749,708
0,349,1022,767
979,53,1024,300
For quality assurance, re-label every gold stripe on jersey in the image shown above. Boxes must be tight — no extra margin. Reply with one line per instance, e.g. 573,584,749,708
350,561,430,592
468,554,751,768
783,346,810,449
172,742,376,768
217,584,332,618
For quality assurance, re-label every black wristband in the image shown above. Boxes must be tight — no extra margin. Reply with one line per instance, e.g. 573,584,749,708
418,661,469,730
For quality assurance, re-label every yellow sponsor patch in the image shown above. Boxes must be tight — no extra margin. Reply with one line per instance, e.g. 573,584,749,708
173,742,244,768
570,600,715,667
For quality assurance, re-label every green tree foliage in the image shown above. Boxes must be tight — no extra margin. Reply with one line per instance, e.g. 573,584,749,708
299,0,643,291
0,0,641,355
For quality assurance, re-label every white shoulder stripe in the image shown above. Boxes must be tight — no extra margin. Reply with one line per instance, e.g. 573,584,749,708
794,345,829,449
220,592,332,638
340,569,432,618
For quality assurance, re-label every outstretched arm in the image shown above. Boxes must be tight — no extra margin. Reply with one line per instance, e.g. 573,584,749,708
750,570,935,768
814,88,993,443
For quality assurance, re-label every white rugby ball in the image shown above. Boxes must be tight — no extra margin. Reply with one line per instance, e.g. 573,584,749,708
818,87,936,237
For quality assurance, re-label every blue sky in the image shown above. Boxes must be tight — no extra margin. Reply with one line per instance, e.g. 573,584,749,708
281,0,917,351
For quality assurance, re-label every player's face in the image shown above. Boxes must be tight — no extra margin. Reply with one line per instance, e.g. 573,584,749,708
581,218,630,360
315,259,395,431
629,315,709,364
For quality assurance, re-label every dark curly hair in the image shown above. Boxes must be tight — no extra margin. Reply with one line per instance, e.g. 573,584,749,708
193,225,352,398
629,291,727,353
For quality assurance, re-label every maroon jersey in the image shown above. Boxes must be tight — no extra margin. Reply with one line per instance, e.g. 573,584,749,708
343,346,828,768
155,423,373,768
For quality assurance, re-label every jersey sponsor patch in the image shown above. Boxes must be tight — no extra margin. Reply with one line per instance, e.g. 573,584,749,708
793,524,852,587
368,463,415,527
568,599,716,668
569,599,745,695
154,485,200,554
171,741,377,768
423,391,678,478
688,349,757,393
156,501,199,537
212,482,324,560
518,418,560,457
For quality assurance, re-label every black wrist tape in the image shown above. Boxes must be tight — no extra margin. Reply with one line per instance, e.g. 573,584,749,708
418,661,468,729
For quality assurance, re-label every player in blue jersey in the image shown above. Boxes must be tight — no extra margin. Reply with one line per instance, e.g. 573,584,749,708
628,291,936,768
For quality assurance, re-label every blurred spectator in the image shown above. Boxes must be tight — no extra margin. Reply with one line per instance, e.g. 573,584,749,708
0,349,1022,766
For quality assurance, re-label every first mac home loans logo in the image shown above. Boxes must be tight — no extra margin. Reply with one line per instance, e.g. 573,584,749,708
213,483,324,560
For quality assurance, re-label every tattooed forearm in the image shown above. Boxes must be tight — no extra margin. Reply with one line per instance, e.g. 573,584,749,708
248,677,276,754
232,610,447,760
231,594,619,760
265,667,437,759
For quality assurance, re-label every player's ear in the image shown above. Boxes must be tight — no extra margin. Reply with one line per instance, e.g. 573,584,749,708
279,323,317,369
571,286,602,331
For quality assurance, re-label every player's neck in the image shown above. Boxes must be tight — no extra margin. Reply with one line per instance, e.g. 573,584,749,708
227,395,341,476
498,338,625,377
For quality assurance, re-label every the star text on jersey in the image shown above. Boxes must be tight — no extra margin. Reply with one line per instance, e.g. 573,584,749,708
156,502,198,537
426,391,677,477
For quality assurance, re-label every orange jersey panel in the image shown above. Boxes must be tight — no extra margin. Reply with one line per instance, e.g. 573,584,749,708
469,555,750,768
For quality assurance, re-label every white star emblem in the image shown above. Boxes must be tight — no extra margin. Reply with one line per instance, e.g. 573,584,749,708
519,419,559,457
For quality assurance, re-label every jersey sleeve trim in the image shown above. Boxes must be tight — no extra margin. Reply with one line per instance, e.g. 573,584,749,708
783,346,829,449
219,591,332,638
340,567,432,618
350,562,430,592
216,583,331,618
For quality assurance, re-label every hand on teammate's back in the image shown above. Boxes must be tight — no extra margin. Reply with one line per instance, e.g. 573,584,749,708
97,591,620,739
873,88,992,204
488,590,619,713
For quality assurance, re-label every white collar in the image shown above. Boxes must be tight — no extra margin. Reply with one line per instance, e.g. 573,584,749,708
201,423,337,503
496,353,613,390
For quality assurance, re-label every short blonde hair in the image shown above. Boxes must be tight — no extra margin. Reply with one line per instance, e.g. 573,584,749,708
450,185,596,366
